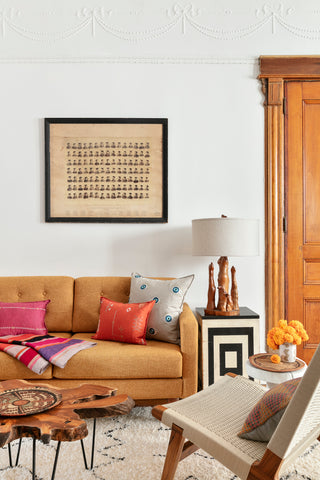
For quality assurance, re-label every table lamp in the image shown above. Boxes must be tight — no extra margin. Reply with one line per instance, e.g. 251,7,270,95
192,216,259,316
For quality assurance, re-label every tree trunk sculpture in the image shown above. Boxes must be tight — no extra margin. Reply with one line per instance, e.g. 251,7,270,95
205,262,216,315
231,266,239,311
217,257,229,311
217,256,229,294
226,293,234,311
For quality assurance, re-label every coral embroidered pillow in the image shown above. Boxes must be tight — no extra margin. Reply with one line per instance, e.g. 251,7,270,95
238,378,301,442
92,297,155,345
0,300,50,336
129,273,194,344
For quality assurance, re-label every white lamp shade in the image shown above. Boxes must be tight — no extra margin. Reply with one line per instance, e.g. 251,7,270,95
192,217,259,257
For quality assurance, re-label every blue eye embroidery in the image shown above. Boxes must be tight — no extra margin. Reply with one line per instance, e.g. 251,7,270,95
140,284,146,290
172,287,179,293
153,297,159,303
165,315,172,323
149,328,155,335
135,274,141,278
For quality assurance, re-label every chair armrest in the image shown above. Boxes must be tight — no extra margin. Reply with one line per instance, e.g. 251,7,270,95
179,303,198,397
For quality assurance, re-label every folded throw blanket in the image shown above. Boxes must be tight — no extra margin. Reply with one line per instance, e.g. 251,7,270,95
0,334,96,375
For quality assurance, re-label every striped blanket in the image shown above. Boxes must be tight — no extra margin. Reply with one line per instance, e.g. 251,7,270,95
0,334,96,375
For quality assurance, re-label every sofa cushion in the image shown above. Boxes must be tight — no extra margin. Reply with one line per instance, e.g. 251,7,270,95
73,277,131,332
0,351,52,380
0,300,50,335
53,333,182,379
93,297,155,345
0,277,74,332
129,273,194,344
48,332,72,338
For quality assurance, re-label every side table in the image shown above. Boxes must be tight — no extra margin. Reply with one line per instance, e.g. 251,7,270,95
246,353,307,388
196,307,260,389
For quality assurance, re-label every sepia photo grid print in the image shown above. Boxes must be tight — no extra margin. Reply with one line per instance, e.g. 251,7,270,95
45,118,168,223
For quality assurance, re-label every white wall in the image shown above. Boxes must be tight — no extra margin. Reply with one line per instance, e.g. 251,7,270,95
1,0,320,347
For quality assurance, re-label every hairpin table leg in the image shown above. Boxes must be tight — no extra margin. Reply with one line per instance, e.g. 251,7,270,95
6,438,22,468
7,443,12,467
90,418,96,470
80,438,88,469
50,441,61,480
32,438,36,480
80,418,97,470
15,438,22,466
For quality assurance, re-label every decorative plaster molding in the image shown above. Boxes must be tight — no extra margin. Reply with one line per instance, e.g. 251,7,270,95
1,3,320,43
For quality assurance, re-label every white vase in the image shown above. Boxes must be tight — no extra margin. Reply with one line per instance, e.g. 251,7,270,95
279,342,296,362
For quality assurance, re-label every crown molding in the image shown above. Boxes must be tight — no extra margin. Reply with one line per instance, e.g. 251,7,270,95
1,3,320,61
1,4,320,42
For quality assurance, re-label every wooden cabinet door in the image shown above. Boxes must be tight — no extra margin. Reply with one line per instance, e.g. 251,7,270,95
286,82,320,363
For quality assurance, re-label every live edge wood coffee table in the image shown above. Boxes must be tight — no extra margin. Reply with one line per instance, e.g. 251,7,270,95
0,379,135,480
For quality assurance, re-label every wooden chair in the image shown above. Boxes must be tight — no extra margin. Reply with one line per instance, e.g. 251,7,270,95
152,344,320,480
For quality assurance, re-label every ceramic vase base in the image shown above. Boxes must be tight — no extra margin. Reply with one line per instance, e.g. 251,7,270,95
279,342,296,363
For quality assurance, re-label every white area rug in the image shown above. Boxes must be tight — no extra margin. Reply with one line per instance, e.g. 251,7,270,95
0,407,319,480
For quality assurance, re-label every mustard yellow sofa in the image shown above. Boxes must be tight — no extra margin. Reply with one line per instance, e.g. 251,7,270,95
0,276,198,403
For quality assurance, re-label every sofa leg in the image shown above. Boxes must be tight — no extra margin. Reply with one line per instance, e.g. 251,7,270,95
161,424,185,480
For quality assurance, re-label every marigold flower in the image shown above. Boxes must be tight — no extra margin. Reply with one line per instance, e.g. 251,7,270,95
286,326,297,336
267,337,278,350
293,336,302,345
274,331,284,346
288,320,309,341
271,354,281,364
278,319,287,329
288,320,303,329
283,333,294,344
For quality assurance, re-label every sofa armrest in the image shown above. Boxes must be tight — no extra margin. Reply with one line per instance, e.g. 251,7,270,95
179,303,198,397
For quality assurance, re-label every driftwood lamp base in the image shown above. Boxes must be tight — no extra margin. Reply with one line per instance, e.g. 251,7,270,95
205,257,240,316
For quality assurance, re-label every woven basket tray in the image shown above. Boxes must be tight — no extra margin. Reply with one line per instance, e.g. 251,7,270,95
0,386,62,416
249,353,305,372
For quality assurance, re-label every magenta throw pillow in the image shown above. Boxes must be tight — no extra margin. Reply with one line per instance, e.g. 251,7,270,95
0,300,50,336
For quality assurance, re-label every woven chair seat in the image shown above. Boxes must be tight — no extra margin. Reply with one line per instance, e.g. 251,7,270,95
161,375,268,479
154,344,320,480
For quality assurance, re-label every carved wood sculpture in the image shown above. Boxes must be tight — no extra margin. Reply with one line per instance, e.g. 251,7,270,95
0,379,135,447
207,257,240,317
231,266,239,311
204,262,216,315
217,286,228,311
217,256,229,295
226,292,234,312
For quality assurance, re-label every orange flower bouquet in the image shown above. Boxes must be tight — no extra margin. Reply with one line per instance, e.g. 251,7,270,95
267,320,309,349
267,320,309,362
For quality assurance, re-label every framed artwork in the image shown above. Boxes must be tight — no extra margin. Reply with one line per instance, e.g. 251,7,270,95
45,118,168,223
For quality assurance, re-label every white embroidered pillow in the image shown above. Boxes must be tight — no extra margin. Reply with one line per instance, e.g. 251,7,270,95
129,273,194,344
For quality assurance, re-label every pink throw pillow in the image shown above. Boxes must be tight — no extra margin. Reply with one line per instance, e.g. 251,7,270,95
0,300,50,336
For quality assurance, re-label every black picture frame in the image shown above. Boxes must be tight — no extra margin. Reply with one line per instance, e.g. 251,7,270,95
45,118,168,223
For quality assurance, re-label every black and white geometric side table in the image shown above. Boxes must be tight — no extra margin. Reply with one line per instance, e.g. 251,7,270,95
196,307,260,389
